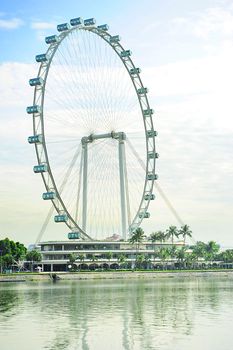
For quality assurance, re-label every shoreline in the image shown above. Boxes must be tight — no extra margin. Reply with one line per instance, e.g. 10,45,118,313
1,269,233,282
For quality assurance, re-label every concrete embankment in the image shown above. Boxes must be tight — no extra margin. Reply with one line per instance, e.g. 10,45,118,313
1,270,233,282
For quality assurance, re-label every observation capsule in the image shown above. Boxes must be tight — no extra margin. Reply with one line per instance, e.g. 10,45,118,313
70,17,83,26
97,24,109,31
26,105,41,114
42,191,56,200
121,50,132,58
110,35,121,43
130,68,141,75
57,23,71,32
29,77,43,86
137,87,148,94
147,173,158,181
33,164,48,173
68,232,80,239
28,134,43,144
143,108,154,117
148,151,159,159
54,214,68,223
35,54,48,63
45,35,59,44
147,130,157,138
84,18,96,26
139,211,150,219
144,193,155,200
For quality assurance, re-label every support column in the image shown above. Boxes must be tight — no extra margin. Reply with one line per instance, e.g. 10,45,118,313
82,142,88,232
118,139,127,240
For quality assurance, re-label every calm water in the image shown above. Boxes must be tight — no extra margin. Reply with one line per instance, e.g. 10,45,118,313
0,277,232,350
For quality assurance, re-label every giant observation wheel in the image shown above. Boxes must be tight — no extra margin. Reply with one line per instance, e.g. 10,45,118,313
27,17,158,241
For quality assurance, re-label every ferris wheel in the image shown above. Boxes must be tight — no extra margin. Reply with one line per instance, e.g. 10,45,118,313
27,17,158,241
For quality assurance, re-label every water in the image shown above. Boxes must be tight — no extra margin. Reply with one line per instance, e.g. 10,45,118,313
0,277,232,350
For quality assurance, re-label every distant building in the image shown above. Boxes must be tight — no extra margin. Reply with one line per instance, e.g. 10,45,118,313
38,240,185,272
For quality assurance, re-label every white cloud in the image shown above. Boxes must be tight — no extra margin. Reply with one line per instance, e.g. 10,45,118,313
171,6,233,40
0,17,24,30
31,21,57,41
31,21,56,30
192,7,233,39
0,62,36,108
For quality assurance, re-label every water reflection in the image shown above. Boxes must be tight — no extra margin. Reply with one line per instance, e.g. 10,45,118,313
0,277,233,350
0,288,19,315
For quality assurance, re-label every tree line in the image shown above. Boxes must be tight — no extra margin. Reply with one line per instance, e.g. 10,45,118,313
129,226,233,269
0,238,41,272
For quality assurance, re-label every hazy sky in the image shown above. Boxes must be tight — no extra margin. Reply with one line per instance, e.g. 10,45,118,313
0,0,232,247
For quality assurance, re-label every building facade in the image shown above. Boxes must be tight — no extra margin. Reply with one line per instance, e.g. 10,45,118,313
38,240,185,272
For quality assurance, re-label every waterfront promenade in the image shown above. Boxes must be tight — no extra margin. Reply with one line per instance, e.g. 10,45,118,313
1,269,233,282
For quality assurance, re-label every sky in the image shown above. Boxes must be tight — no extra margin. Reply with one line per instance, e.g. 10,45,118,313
0,0,232,247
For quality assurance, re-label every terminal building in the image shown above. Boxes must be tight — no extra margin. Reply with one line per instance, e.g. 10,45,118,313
38,240,185,272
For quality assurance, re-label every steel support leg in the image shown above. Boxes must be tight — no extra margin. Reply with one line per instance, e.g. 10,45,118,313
118,139,127,240
82,143,88,232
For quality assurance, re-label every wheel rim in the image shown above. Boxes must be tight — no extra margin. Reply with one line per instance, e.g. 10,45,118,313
30,20,157,241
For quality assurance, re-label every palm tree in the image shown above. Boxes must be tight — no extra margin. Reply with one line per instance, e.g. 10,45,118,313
158,247,170,270
144,254,152,270
129,227,145,246
129,227,145,261
150,231,164,260
158,231,166,244
135,254,145,270
77,253,85,270
89,254,98,270
105,251,113,265
191,241,206,259
68,253,77,271
179,224,192,244
165,226,178,245
168,245,178,268
26,250,42,272
204,241,220,265
117,254,126,269
176,247,187,269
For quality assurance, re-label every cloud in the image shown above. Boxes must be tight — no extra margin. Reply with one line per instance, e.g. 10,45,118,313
0,17,24,30
30,21,57,41
31,21,56,30
171,6,233,40
0,62,36,108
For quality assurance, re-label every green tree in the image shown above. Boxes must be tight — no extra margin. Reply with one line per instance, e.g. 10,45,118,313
26,250,42,272
191,241,206,258
168,245,178,268
218,250,233,264
67,253,76,264
179,224,192,244
144,254,152,270
204,241,220,265
135,254,145,269
158,247,170,270
105,251,113,264
77,253,85,270
150,231,164,260
117,254,126,269
129,227,145,264
166,226,178,245
176,247,187,269
184,252,197,269
129,228,145,269
89,254,96,263
0,238,27,272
